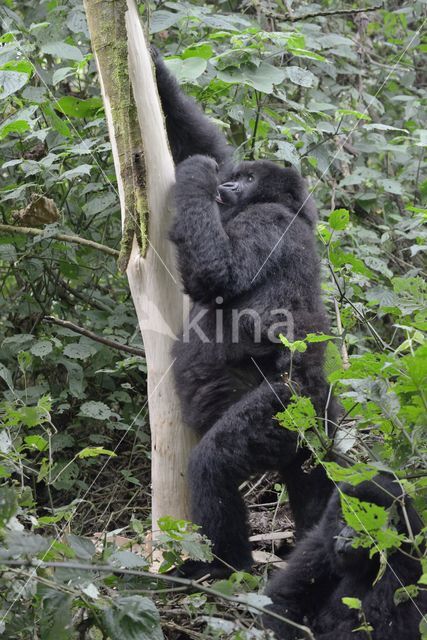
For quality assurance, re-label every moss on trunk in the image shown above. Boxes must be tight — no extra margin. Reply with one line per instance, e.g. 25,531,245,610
84,0,148,270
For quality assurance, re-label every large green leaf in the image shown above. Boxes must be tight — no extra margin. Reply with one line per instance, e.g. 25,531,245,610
102,596,164,640
165,57,207,82
286,65,316,87
0,71,29,99
41,41,83,61
54,96,103,118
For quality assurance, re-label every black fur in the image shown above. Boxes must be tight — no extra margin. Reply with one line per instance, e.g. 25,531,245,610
154,51,340,577
263,475,426,639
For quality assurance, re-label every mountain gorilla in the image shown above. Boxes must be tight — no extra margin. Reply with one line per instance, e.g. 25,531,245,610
263,475,426,639
153,50,341,578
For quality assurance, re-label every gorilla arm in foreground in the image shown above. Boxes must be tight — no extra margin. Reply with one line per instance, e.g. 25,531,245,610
263,475,425,640
152,47,231,166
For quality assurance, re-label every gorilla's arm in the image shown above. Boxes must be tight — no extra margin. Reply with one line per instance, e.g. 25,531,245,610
153,50,232,166
263,526,336,639
170,156,314,303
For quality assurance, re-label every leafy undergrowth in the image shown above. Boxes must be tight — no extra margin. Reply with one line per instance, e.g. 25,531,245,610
0,0,426,638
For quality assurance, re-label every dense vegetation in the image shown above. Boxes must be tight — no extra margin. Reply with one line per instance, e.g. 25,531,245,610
0,0,425,638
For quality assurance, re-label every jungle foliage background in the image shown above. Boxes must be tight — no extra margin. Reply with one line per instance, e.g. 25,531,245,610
0,0,426,638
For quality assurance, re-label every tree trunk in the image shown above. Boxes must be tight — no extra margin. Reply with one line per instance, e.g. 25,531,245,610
83,0,197,531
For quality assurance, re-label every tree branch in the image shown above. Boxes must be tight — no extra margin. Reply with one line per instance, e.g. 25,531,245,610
43,316,145,356
0,223,119,257
0,559,315,640
271,4,383,22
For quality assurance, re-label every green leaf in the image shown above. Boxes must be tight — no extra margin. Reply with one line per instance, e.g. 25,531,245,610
157,515,196,536
77,446,116,458
363,123,408,133
0,363,13,390
165,57,207,82
275,141,300,167
42,103,71,136
24,435,48,451
0,119,31,140
18,350,32,372
336,108,370,121
237,592,272,613
6,530,49,557
66,9,88,35
279,335,307,353
66,533,95,559
0,243,18,262
83,191,117,216
242,62,286,93
57,357,85,398
212,579,234,596
0,486,18,528
54,96,102,118
364,256,393,279
102,596,164,640
378,178,404,195
111,550,149,569
31,340,53,357
79,401,113,420
41,41,83,61
324,462,377,485
0,60,33,76
218,62,286,94
150,10,182,34
340,493,388,533
342,597,362,610
286,66,316,88
52,67,74,85
0,71,29,99
60,164,93,180
63,342,95,359
305,333,336,343
10,403,49,428
277,395,317,432
205,619,236,634
394,584,420,606
40,589,72,640
182,44,214,60
319,34,355,48
329,208,350,231
329,248,373,278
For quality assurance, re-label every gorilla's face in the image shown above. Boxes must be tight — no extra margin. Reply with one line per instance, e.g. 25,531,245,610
215,164,259,207
215,160,313,220
323,491,374,577
333,521,370,573
325,477,412,578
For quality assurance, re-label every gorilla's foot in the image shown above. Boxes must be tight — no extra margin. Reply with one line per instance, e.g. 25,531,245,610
173,558,253,581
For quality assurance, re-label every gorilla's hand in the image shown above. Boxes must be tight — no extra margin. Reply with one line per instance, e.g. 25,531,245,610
175,155,219,200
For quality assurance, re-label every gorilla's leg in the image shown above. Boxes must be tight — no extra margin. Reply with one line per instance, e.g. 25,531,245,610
281,451,333,537
184,381,297,578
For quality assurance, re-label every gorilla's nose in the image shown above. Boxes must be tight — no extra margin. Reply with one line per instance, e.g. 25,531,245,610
220,182,239,191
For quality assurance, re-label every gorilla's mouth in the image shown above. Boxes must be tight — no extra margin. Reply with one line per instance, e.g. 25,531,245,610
215,191,225,205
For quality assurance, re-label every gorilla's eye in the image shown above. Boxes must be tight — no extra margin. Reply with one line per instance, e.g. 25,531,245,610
247,174,254,182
